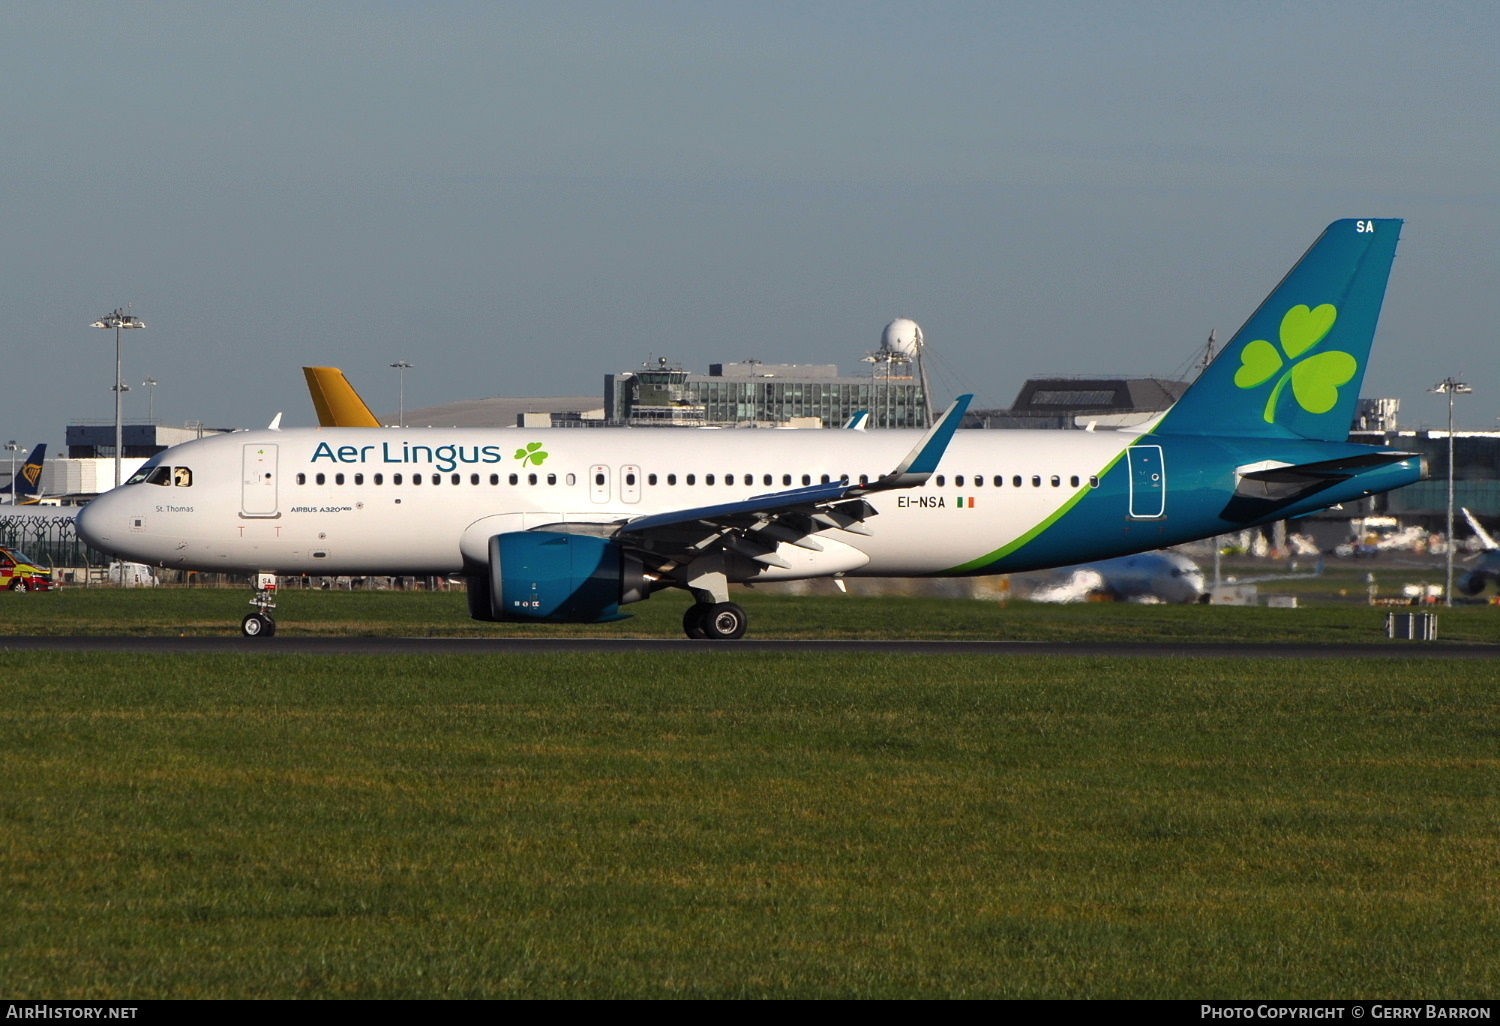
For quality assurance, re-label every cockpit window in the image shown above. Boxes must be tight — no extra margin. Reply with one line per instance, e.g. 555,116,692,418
145,466,172,486
125,464,160,485
173,467,193,487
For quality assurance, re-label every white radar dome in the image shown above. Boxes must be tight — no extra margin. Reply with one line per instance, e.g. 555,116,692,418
880,318,923,357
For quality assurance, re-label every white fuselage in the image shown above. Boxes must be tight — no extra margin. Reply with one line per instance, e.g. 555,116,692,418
77,425,1138,579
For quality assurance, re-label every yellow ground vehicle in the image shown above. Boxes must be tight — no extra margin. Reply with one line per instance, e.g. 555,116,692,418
0,547,54,592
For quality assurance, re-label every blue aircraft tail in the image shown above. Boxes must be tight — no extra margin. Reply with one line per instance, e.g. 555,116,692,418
1,443,46,502
1156,219,1402,442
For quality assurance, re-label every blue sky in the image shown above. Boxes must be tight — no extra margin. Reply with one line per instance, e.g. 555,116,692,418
4,1,1495,449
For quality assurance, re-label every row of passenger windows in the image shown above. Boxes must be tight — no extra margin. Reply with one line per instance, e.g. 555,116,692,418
293,470,1100,489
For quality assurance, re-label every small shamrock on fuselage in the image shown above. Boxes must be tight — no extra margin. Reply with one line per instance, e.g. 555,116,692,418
1234,304,1357,424
514,441,549,466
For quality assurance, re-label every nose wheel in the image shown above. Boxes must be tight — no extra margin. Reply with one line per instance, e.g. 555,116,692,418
242,573,278,638
241,612,276,637
682,601,747,640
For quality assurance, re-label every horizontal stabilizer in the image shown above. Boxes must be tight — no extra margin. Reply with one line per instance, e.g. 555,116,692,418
1236,450,1421,485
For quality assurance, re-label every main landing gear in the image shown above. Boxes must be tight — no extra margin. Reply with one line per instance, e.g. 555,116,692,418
242,573,278,638
682,601,748,640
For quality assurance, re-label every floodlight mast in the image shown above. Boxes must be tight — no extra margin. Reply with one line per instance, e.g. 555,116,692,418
1428,377,1472,607
90,308,146,489
390,360,413,428
4,440,20,505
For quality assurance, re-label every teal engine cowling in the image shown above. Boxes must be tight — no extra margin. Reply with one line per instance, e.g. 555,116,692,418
466,531,648,623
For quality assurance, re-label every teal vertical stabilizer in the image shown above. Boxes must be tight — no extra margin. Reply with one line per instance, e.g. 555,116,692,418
1157,218,1402,442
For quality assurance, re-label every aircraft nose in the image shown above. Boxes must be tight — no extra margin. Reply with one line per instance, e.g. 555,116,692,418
75,497,111,551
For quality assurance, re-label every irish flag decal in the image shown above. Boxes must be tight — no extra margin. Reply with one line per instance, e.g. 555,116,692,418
957,496,977,509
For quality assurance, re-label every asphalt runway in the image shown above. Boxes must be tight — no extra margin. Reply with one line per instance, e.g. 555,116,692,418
1,636,1497,658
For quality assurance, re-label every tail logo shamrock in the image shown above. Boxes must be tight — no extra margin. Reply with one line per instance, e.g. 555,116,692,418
1233,304,1357,425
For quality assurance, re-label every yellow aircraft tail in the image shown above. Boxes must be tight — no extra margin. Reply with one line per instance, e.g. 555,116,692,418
302,367,383,428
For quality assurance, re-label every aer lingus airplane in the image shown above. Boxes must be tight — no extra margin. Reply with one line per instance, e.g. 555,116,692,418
77,219,1424,638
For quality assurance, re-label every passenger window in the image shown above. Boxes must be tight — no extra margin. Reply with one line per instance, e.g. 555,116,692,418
973,475,982,487
784,474,792,486
1013,476,1022,487
374,473,384,485
469,473,478,485
994,476,1003,487
453,474,462,485
1032,476,1041,487
706,474,715,485
802,474,811,486
335,473,345,485
858,474,869,486
393,473,403,485
667,474,677,485
490,474,499,485
566,473,576,486
935,475,945,487
686,474,696,485
173,467,193,487
315,473,326,486
354,473,364,485
1070,475,1080,487
509,474,518,485
1051,475,1060,487
528,473,537,485
595,472,605,486
432,474,441,485
625,472,636,486
412,474,421,486
1089,475,1099,488
547,474,556,485
296,473,306,485
956,475,965,487
648,474,657,485
821,474,831,485
763,474,772,486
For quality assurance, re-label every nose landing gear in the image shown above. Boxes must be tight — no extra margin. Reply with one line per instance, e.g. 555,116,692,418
242,573,278,638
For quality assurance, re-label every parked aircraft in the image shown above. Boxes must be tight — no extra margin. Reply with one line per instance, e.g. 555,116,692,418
77,219,1425,638
303,368,383,428
1457,508,1500,597
1,444,47,504
1029,550,1205,604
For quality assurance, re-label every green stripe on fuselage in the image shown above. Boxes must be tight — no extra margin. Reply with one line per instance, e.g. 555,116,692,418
943,443,1134,574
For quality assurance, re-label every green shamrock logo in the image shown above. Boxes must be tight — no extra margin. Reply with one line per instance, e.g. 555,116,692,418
514,441,549,466
1233,304,1357,424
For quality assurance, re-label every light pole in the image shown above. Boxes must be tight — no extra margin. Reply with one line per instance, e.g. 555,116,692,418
90,308,146,488
143,376,159,422
1428,377,1471,607
4,440,19,504
390,361,413,428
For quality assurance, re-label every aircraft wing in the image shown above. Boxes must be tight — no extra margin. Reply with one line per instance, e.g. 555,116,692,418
616,395,971,570
1462,508,1498,552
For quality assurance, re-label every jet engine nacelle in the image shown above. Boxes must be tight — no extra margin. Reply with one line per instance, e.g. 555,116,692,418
466,531,648,623
1457,572,1487,597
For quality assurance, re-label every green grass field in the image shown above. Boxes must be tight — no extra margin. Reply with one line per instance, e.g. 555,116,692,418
2,592,1497,997
3,649,1498,998
3,585,1499,643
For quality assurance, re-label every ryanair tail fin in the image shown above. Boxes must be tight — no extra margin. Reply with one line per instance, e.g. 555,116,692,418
1,443,46,503
303,367,383,428
1156,219,1402,441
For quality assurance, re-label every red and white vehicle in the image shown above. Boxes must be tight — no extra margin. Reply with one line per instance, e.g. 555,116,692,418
0,547,54,592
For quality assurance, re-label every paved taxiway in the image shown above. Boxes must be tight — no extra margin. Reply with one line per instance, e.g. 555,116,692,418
1,636,1496,658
